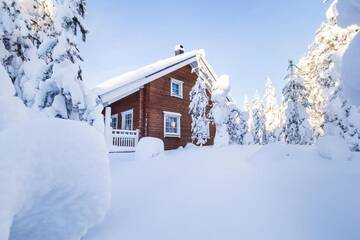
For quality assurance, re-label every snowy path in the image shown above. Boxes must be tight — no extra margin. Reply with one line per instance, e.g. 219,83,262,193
84,145,360,240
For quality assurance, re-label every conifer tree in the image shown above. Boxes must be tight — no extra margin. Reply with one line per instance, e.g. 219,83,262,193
251,91,266,145
227,102,248,145
281,61,313,145
263,77,279,143
243,95,253,144
189,77,209,146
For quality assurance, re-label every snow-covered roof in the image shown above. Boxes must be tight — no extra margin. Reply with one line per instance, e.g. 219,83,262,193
94,49,218,106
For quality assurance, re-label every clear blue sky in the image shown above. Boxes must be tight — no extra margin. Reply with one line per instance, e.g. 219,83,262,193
83,0,330,105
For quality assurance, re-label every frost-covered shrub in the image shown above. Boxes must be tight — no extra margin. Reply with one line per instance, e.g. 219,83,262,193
0,119,111,240
135,137,164,160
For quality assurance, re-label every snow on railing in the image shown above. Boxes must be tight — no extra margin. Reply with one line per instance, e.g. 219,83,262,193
111,129,139,152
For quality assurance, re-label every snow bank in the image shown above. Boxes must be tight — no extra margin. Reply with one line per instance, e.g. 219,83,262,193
327,0,360,27
0,119,111,240
341,33,360,105
85,144,360,240
135,137,164,160
316,135,352,160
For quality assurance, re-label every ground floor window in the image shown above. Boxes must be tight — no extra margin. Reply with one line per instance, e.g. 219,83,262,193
111,114,118,129
163,111,181,137
121,109,133,130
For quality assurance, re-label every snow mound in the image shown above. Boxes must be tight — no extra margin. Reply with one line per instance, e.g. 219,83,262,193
342,33,360,105
316,135,352,160
0,96,29,131
135,137,164,160
0,119,111,240
327,0,360,27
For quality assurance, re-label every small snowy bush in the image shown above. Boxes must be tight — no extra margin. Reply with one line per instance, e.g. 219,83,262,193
316,136,352,161
135,137,164,160
0,119,111,240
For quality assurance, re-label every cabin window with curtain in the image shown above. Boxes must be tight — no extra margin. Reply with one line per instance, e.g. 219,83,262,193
111,114,118,129
170,78,183,98
121,109,133,130
163,111,181,137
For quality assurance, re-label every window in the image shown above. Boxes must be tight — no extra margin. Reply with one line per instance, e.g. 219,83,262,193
121,109,133,130
171,78,183,98
111,114,118,129
163,111,181,137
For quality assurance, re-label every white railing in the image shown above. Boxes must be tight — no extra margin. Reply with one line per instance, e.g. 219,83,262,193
110,129,139,152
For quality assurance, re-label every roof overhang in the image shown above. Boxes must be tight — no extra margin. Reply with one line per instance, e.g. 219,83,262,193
99,53,218,106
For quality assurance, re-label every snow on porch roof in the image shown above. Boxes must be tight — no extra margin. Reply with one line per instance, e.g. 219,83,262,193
94,49,218,106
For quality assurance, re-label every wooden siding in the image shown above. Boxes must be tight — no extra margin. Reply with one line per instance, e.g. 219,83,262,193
109,64,215,150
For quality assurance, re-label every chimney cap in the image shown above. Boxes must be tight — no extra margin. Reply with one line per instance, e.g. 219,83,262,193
175,44,185,55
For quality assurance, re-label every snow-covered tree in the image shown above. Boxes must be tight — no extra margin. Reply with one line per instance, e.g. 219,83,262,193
226,102,248,145
0,0,41,103
251,91,266,145
210,75,230,147
263,77,279,143
189,77,209,146
242,95,253,144
298,22,359,138
280,61,313,145
33,0,88,120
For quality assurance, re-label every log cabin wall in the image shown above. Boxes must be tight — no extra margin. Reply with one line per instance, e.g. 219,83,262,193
144,65,215,150
109,64,215,150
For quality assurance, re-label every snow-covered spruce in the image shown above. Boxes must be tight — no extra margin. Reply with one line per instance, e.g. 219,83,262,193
210,75,231,147
0,119,111,240
0,0,104,129
251,91,266,145
189,77,209,146
263,77,279,143
242,95,254,144
226,102,248,145
280,61,313,145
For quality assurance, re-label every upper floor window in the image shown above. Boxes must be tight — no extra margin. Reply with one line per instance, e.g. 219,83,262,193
171,78,183,98
121,109,133,130
111,114,118,129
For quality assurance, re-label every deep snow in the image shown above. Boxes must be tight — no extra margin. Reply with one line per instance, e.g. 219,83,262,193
84,144,360,240
0,119,111,240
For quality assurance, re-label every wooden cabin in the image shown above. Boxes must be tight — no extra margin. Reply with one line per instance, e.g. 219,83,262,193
95,46,218,151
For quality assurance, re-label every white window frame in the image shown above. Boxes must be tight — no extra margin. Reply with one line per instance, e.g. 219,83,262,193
121,109,134,130
111,114,118,129
163,111,181,138
170,78,183,99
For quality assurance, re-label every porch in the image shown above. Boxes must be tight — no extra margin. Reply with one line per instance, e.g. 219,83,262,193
104,107,140,153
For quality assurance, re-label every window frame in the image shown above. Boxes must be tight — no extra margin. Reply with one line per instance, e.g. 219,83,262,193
121,109,134,130
170,78,184,99
163,111,181,138
111,113,118,129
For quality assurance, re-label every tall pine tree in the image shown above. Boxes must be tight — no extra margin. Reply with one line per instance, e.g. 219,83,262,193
251,91,266,145
280,61,313,145
189,77,209,146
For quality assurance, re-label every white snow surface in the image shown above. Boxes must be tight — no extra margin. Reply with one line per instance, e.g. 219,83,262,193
327,0,360,27
135,137,164,161
341,33,360,105
0,119,111,240
84,144,360,240
316,135,352,160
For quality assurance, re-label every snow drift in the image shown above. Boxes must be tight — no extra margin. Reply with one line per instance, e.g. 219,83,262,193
0,119,111,240
85,144,360,240
135,137,164,160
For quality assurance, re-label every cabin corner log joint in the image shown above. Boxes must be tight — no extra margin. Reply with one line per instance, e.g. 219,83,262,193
95,49,218,151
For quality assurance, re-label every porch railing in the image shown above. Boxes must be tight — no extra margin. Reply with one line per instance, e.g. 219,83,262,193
110,129,139,152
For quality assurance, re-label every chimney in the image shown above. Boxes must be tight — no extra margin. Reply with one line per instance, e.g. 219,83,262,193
174,44,185,56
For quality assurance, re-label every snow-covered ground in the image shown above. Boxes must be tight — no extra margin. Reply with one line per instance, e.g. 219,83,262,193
84,144,360,240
